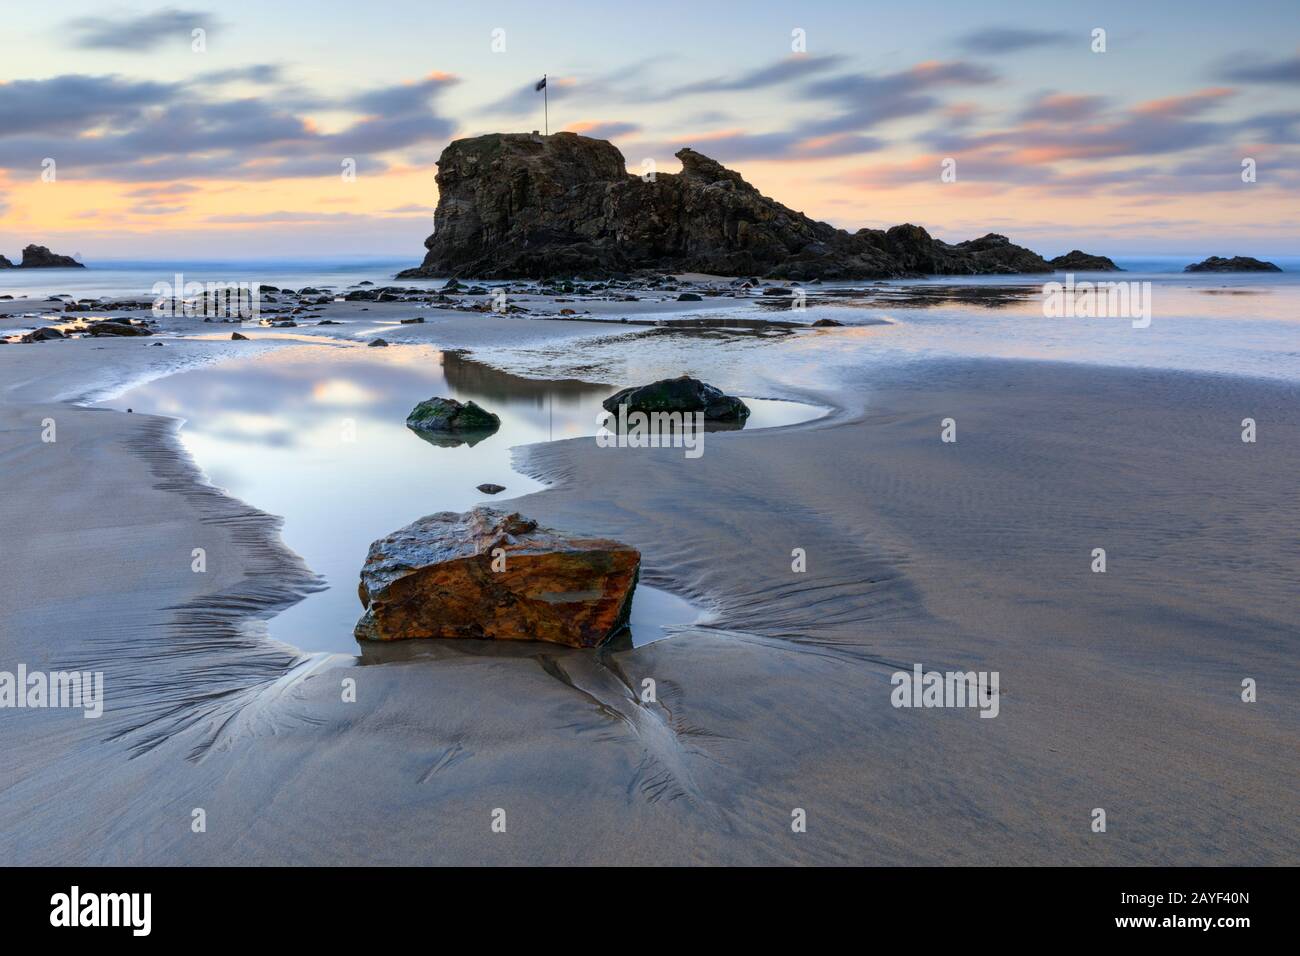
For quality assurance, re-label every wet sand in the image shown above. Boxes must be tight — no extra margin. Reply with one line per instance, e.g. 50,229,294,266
1,298,1297,865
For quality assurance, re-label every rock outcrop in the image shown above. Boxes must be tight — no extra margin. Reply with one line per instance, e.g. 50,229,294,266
397,132,1080,280
1185,255,1281,273
602,375,750,422
406,396,500,433
1049,250,1122,271
354,508,640,647
15,245,85,268
406,397,500,447
0,255,13,269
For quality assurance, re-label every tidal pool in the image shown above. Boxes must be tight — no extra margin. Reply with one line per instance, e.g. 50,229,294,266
104,343,822,654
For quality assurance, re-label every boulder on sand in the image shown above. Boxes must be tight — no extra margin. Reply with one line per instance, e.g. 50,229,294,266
86,320,151,336
354,507,640,647
19,327,66,342
602,375,750,422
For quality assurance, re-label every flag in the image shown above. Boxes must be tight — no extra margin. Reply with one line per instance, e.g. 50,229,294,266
535,76,547,91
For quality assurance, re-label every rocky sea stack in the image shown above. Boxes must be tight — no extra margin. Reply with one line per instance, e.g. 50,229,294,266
1049,250,1122,271
0,245,85,269
397,132,1090,280
1185,255,1281,273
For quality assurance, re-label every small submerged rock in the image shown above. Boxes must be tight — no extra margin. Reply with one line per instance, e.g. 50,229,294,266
477,483,506,495
368,337,389,347
354,507,640,647
602,375,750,422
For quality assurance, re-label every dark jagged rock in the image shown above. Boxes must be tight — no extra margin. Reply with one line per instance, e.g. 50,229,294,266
367,337,388,347
477,483,506,495
354,507,639,647
406,397,501,435
1184,255,1281,273
0,255,13,269
20,327,66,342
17,245,85,268
1049,250,1123,271
231,332,249,340
396,132,1070,280
86,320,150,336
602,375,750,422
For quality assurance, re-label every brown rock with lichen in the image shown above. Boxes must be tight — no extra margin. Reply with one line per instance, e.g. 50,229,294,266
354,507,639,648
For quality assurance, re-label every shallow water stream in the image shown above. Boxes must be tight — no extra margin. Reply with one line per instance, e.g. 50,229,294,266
104,342,822,654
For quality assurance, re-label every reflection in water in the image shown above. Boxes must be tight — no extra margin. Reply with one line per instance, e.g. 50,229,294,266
104,344,813,655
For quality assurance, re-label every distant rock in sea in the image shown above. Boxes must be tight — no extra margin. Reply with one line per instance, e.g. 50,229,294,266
1049,250,1123,271
1184,255,1281,273
6,245,86,269
397,132,1104,281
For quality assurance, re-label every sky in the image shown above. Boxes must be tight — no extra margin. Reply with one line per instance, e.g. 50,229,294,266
0,0,1297,261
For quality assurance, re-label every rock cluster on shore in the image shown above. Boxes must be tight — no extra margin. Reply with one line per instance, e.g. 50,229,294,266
396,132,1117,281
0,245,85,269
354,508,640,647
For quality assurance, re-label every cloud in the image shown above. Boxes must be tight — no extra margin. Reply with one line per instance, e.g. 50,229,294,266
67,8,216,51
955,26,1073,55
132,205,188,215
924,87,1238,164
0,74,179,135
626,129,885,164
1132,87,1235,119
803,60,998,134
658,55,845,98
564,121,641,140
124,183,199,198
479,57,667,117
352,72,459,115
606,58,994,166
482,75,577,117
205,210,414,223
1020,92,1109,123
0,72,457,182
1218,52,1300,85
198,64,285,86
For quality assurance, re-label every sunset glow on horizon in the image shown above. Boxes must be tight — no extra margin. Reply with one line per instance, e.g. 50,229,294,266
1,0,1297,261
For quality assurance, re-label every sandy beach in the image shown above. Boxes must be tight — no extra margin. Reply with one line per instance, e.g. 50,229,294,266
2,284,1295,866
